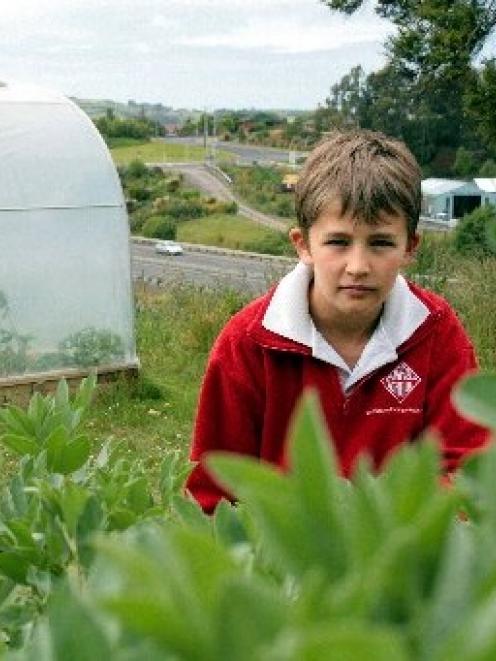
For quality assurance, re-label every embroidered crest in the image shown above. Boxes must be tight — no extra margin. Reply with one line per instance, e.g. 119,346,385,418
381,362,421,403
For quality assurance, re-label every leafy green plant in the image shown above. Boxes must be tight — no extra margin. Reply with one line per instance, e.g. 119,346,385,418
11,375,496,660
0,376,193,648
141,215,177,240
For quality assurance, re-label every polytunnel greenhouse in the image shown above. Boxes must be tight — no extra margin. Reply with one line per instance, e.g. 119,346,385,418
0,81,138,393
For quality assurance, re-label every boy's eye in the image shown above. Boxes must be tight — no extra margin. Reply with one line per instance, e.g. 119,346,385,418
325,238,349,246
370,239,395,247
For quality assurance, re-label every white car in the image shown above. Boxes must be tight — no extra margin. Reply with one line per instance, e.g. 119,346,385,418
155,240,183,256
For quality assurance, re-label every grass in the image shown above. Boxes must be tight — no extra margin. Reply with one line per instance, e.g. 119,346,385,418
80,285,250,479
221,163,297,221
176,213,295,255
111,140,233,166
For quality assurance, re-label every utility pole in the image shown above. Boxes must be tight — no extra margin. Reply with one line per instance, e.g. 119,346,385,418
203,107,208,154
212,111,216,164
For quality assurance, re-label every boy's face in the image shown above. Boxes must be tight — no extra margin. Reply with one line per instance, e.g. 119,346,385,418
290,201,419,330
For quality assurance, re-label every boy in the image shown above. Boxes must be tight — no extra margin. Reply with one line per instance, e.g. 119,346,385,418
187,130,489,513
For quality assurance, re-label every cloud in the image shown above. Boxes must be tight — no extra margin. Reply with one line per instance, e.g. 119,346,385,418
175,18,390,54
0,0,393,108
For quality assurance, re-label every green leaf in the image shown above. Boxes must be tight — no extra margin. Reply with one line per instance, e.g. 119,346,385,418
55,436,91,475
208,454,312,576
172,495,212,534
0,433,38,456
381,438,441,524
0,552,31,584
95,525,237,660
54,379,69,411
46,426,70,471
126,477,153,514
58,482,91,539
345,459,393,568
47,582,112,661
287,390,348,577
281,622,410,661
453,373,496,431
435,591,496,661
73,373,97,414
420,522,475,658
213,500,248,546
0,405,37,439
108,508,138,530
215,576,288,661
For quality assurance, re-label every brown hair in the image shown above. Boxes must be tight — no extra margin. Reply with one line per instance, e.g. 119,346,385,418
295,129,421,240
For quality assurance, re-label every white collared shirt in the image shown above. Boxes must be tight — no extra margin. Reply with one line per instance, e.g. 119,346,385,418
262,262,429,391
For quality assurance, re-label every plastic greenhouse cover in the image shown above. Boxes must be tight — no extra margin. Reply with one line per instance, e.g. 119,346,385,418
0,82,124,209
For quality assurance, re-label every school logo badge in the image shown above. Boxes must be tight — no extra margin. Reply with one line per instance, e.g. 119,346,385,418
381,362,421,403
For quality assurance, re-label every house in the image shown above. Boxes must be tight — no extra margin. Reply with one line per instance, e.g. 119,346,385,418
421,178,496,222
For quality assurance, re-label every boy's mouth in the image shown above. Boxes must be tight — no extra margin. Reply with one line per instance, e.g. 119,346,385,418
339,285,377,291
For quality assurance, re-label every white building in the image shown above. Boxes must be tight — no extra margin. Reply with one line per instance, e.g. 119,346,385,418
422,177,496,223
0,81,138,389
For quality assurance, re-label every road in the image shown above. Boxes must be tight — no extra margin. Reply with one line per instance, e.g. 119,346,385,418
131,240,295,295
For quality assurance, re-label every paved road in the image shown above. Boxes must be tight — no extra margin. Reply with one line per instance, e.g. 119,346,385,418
131,240,295,294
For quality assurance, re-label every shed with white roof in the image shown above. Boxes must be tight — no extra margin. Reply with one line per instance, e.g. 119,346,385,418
421,178,487,221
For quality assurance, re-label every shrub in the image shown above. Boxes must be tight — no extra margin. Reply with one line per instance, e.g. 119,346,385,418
142,215,177,240
454,205,496,257
129,206,155,234
166,198,206,220
245,231,295,256
275,196,295,218
126,182,152,202
126,159,149,179
204,200,238,215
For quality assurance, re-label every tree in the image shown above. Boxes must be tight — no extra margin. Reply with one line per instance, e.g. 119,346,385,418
320,0,496,166
453,147,477,177
464,58,496,152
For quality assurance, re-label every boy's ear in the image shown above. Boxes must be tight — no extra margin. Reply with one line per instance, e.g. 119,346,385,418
403,232,420,265
289,227,313,264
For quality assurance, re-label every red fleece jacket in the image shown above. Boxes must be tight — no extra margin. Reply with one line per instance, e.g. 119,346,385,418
187,281,489,513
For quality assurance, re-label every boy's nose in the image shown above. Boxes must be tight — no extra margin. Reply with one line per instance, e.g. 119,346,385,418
345,246,371,276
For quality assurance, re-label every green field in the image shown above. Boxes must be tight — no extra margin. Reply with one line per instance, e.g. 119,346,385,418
111,140,232,165
177,213,295,255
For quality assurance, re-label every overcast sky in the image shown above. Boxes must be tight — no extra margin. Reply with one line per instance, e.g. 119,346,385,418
4,0,394,109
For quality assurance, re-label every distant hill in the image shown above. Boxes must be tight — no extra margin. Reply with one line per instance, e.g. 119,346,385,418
72,97,200,125
72,97,308,126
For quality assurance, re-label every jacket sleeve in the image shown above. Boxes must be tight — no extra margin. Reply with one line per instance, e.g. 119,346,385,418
424,309,490,473
185,324,265,513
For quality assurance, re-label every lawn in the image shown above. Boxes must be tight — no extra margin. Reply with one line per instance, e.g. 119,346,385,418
176,213,295,255
111,140,232,165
